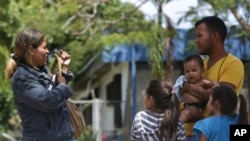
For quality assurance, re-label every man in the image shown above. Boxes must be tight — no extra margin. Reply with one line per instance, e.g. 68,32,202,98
182,16,244,141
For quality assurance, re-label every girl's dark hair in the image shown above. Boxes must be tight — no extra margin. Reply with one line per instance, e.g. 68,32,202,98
146,79,179,141
211,85,248,124
184,54,204,68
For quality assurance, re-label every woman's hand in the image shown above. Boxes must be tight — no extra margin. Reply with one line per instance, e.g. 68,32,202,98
56,72,66,84
59,50,71,72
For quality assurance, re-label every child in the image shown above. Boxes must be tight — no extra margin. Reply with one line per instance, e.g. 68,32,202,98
174,54,214,123
130,79,187,141
193,85,248,141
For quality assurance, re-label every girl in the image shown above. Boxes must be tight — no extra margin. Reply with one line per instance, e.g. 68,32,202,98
193,85,248,141
130,79,187,141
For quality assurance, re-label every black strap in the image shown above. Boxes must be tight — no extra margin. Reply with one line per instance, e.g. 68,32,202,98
184,102,207,109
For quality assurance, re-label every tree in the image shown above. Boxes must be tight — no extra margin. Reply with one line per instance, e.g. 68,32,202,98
6,0,167,77
0,0,176,132
150,0,176,81
0,46,15,132
179,0,250,37
0,0,17,133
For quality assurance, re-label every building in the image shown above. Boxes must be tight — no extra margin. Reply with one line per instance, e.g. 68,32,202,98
72,29,250,141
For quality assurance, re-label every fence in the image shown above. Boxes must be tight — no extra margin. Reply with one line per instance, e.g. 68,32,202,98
73,99,130,141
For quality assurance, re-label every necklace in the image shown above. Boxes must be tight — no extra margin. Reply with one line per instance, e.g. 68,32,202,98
217,54,228,81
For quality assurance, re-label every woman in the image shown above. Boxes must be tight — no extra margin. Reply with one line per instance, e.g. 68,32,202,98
6,28,75,141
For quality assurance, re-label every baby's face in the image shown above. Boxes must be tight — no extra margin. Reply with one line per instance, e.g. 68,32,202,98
184,60,204,83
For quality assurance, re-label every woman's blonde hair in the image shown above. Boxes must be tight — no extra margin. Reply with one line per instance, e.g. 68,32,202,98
6,28,45,79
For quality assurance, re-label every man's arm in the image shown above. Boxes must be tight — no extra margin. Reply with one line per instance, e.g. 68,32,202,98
182,79,235,101
181,82,211,101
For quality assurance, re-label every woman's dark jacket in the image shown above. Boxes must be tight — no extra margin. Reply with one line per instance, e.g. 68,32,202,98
11,64,74,139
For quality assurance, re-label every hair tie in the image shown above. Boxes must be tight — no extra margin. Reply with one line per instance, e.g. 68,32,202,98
10,53,18,61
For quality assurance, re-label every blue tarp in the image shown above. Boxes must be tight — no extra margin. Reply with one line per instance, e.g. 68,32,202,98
102,29,250,62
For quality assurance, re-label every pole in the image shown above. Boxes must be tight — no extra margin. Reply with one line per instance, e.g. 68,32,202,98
131,44,137,119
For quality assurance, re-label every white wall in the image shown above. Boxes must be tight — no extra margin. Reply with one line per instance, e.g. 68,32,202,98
92,62,129,135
